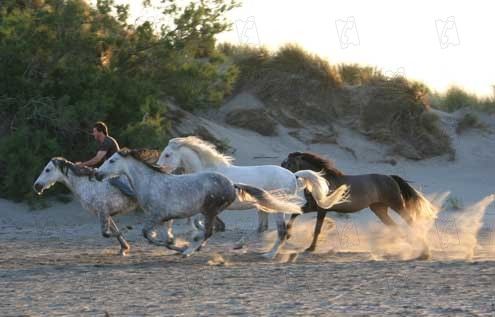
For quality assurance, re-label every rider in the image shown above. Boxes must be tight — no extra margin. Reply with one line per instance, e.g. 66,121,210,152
76,121,134,196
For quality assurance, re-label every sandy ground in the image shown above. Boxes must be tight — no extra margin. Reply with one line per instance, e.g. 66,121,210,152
1,107,495,316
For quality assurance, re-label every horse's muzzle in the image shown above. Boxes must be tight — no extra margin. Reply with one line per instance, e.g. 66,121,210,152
33,182,43,195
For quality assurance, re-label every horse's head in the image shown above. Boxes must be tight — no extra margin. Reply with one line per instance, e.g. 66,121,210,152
33,158,67,195
95,151,128,181
157,141,183,172
281,152,304,172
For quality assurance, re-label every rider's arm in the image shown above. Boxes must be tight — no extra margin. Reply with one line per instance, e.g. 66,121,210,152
78,150,107,167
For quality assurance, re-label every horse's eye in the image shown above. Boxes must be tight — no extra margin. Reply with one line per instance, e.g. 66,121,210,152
165,154,170,158
109,159,115,164
45,168,50,173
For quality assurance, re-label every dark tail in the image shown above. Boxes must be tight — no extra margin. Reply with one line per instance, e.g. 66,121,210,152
234,183,302,214
390,175,438,221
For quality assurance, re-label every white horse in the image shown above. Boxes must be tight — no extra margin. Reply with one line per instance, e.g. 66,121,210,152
95,148,305,257
33,157,174,256
157,136,349,257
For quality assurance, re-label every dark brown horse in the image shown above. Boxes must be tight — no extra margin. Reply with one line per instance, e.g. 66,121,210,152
281,152,438,258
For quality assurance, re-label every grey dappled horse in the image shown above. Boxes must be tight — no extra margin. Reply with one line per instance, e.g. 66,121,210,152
33,158,170,255
95,149,303,257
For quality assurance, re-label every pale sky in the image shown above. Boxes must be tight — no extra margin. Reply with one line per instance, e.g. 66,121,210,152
92,0,495,97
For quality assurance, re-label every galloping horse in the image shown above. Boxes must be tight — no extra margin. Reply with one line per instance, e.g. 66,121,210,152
33,157,174,256
96,148,305,257
156,136,349,258
282,152,438,259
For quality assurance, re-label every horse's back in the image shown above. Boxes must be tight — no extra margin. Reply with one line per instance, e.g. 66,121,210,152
219,164,295,191
339,173,403,207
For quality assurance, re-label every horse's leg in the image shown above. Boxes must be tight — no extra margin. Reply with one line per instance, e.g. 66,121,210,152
286,214,300,240
214,216,226,232
305,211,330,252
263,213,288,259
164,220,175,244
142,218,187,253
108,216,131,256
370,203,398,227
392,204,431,260
98,211,127,255
182,212,216,257
257,210,269,233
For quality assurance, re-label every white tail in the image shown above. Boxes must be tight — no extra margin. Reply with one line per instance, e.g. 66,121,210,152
235,184,303,214
295,170,349,209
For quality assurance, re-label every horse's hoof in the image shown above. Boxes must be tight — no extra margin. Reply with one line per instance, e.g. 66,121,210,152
261,252,276,260
416,252,431,261
181,250,194,257
304,246,316,253
119,249,130,256
257,226,268,234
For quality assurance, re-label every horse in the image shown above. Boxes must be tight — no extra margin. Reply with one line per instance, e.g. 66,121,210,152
281,152,438,259
156,136,344,234
156,136,350,258
33,157,173,256
95,148,305,257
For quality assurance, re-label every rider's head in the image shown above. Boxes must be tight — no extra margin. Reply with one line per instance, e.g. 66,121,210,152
92,121,108,142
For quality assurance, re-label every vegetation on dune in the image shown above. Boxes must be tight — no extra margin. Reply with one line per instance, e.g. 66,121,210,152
0,0,238,201
431,86,495,113
456,113,487,135
221,44,453,160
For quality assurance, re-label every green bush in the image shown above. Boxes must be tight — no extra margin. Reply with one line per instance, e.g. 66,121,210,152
456,113,486,134
337,64,382,86
360,77,452,159
432,86,495,113
0,0,239,201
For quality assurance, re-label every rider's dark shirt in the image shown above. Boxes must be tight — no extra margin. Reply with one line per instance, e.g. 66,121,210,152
96,136,119,167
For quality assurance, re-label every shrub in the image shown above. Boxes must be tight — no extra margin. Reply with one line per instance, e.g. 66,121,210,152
456,113,486,134
0,0,239,201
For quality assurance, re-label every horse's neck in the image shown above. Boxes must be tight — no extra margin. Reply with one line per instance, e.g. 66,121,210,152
323,169,344,187
180,147,218,173
62,172,88,198
125,161,161,200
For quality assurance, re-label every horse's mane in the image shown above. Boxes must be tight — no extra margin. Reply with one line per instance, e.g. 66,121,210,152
169,136,233,166
117,148,167,173
292,152,344,177
51,157,96,178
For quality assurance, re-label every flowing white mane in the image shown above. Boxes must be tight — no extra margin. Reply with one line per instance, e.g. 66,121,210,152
170,136,234,167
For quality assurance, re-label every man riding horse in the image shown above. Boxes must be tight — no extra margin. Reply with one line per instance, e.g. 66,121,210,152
76,121,134,196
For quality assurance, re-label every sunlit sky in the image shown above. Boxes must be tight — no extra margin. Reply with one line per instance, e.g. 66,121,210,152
91,0,495,97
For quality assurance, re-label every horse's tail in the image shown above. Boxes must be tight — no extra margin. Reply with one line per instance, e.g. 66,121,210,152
390,175,438,222
234,183,302,214
295,170,350,209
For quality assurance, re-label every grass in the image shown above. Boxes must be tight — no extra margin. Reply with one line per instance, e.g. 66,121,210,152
431,86,495,113
220,43,455,159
